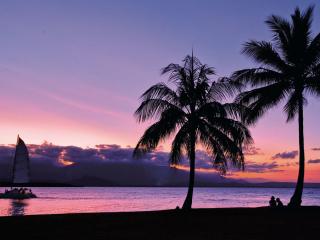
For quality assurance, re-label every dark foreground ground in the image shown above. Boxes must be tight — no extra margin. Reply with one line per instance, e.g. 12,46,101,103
0,207,319,240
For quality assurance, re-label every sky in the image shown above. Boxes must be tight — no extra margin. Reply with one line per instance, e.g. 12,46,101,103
0,0,320,183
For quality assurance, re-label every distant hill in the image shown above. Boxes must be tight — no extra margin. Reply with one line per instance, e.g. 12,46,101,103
1,160,320,188
241,182,320,188
1,178,320,188
0,182,75,187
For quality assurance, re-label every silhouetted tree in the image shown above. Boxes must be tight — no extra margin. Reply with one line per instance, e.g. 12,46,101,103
133,53,252,209
230,6,320,207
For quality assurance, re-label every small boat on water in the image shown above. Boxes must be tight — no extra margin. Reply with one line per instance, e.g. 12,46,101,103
0,136,37,199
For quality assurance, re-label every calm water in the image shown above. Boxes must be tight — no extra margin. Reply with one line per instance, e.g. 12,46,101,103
0,187,319,216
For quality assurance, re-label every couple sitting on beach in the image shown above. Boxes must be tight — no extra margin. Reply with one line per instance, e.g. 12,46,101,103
269,196,284,208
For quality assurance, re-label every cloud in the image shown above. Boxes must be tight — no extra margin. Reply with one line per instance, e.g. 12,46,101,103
308,159,320,164
243,161,282,173
0,142,284,186
244,146,263,156
280,162,299,167
271,151,298,160
0,143,225,186
311,148,320,151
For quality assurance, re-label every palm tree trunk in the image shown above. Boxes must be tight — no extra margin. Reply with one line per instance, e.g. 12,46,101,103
182,133,196,210
288,98,305,207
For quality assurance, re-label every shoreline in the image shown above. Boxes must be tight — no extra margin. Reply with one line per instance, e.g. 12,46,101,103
2,185,320,188
0,207,319,239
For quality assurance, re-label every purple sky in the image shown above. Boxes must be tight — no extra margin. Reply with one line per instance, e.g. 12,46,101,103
0,0,320,181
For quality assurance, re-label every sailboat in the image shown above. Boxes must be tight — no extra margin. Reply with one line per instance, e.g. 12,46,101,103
0,136,37,199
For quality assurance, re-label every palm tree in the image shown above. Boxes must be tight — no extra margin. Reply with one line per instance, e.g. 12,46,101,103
133,53,253,209
230,6,320,207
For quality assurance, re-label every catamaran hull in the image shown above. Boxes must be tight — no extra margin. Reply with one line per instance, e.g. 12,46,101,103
0,193,37,199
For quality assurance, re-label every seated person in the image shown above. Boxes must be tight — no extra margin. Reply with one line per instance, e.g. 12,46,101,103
269,196,276,208
276,198,284,207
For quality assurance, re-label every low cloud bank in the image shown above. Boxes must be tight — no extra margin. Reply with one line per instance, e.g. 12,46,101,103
0,143,282,186
308,159,320,164
271,151,298,160
244,161,282,173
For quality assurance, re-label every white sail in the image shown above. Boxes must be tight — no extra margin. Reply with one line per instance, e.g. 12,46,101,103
12,136,30,184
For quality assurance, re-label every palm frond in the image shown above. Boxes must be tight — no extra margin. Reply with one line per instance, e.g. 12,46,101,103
208,117,253,146
198,120,247,172
231,68,283,87
283,91,305,122
198,126,228,174
242,40,288,71
161,63,188,87
169,124,190,165
305,33,320,69
289,5,314,63
134,99,183,122
196,64,215,83
235,82,290,124
133,107,185,157
265,14,291,59
207,78,243,101
140,82,178,103
305,73,320,98
222,102,253,124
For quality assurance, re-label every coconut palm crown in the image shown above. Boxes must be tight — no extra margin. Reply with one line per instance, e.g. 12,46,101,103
230,6,320,206
133,53,253,209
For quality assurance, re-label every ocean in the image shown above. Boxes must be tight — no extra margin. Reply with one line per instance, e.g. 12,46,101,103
1,187,319,216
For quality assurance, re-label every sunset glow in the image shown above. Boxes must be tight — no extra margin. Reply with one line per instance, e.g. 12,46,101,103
58,149,75,166
0,0,319,184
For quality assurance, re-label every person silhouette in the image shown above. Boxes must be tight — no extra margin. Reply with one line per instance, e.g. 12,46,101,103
276,198,284,207
269,196,276,208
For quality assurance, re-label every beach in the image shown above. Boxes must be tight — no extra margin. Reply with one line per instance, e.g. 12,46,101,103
0,207,319,239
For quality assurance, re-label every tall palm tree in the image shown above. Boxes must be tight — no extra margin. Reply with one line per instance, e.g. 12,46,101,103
230,6,320,207
133,53,252,209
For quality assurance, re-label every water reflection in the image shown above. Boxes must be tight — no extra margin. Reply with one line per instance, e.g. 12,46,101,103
8,200,28,216
0,187,319,216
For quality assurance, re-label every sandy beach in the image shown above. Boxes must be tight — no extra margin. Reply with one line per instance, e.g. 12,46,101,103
0,207,319,239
